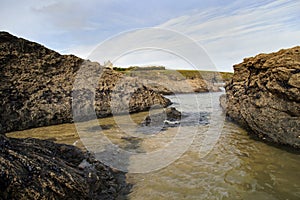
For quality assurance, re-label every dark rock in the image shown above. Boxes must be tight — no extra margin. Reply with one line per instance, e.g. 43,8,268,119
221,46,300,148
165,107,182,121
141,107,181,128
198,112,210,125
0,135,131,199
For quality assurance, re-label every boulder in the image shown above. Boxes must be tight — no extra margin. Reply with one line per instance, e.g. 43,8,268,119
221,46,300,148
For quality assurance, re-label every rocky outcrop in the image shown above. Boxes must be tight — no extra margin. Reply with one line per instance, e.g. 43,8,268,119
0,135,130,199
222,46,300,148
0,31,171,134
122,70,222,95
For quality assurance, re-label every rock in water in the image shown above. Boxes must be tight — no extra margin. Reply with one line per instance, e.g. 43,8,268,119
221,46,300,148
0,31,171,134
141,107,182,127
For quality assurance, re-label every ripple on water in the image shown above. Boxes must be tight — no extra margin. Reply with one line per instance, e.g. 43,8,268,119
7,93,300,199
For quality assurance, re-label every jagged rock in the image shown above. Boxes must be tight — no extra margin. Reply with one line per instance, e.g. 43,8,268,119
141,107,181,128
0,31,171,134
165,107,182,121
0,135,130,199
221,46,300,148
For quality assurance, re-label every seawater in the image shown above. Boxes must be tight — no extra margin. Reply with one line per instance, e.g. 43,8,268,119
8,92,300,200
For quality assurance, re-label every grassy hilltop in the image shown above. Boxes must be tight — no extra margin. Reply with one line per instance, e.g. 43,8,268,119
113,66,233,82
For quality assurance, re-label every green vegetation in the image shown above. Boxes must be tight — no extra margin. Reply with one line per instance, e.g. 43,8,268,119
114,66,166,71
113,67,233,82
176,70,233,82
113,67,128,71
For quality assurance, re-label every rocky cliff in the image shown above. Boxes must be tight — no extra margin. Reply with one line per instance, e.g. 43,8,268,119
0,31,171,134
221,46,300,148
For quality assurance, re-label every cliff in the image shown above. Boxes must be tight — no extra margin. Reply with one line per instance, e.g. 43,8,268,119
221,46,300,148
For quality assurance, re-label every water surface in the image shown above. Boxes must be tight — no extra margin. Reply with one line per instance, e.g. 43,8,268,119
8,93,300,199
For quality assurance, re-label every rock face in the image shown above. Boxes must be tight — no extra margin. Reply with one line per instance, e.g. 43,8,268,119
0,31,171,134
0,135,130,199
0,31,171,199
222,46,300,148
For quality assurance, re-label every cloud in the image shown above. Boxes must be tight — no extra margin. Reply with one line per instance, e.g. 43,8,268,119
67,0,300,72
86,28,216,71
1,0,299,71
2,0,206,54
70,0,300,72
32,1,96,31
159,0,300,71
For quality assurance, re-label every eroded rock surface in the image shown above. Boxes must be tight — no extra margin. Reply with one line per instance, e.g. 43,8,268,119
0,135,130,199
0,31,172,199
221,46,300,148
0,31,171,134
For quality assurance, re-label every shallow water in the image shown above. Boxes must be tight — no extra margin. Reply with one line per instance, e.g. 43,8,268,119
8,92,300,199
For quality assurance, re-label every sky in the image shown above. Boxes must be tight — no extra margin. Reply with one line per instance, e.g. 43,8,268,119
1,0,300,71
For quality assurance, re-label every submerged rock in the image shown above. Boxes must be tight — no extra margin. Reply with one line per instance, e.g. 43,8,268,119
0,135,131,199
221,46,300,148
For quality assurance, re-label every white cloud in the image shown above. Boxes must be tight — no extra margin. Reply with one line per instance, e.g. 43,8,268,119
1,0,299,72
84,28,217,71
159,0,300,71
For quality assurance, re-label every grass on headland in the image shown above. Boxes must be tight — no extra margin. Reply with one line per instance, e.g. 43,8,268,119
113,67,233,82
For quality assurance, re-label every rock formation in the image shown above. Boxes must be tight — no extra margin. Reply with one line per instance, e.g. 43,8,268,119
0,135,130,199
0,31,172,199
0,31,171,134
221,46,300,148
141,107,182,127
120,69,222,95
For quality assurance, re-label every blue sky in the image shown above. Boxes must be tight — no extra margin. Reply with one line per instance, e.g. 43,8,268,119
1,0,300,71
